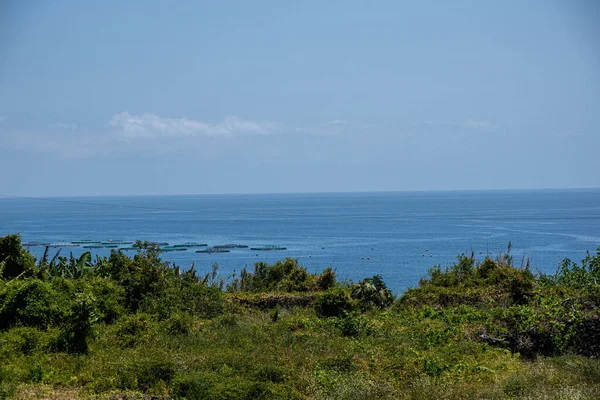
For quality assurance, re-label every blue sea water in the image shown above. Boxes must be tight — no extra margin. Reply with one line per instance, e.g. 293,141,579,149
1,189,599,293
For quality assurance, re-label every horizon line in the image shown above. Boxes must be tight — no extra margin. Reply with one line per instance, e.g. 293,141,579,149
1,186,599,200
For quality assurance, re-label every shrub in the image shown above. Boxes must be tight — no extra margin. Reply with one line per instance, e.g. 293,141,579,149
316,267,337,291
321,354,356,372
423,358,449,377
351,275,394,310
0,234,35,280
2,326,46,355
134,358,176,392
575,317,600,358
28,363,45,383
331,313,368,337
82,277,125,323
0,366,17,398
315,288,353,318
477,257,497,278
255,365,286,383
270,307,280,322
139,272,224,320
115,313,152,348
52,292,97,354
0,279,63,330
487,266,535,304
209,380,270,400
551,249,600,290
231,259,316,293
163,312,194,335
172,374,211,399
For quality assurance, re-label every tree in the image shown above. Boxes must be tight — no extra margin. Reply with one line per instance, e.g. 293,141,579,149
0,234,35,280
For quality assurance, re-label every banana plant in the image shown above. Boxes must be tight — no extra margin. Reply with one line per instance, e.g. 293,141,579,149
43,251,93,279
67,251,93,279
92,254,111,278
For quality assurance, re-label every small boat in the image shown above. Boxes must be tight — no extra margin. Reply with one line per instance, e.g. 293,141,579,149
120,247,138,251
173,242,208,248
160,246,187,252
213,244,248,249
72,240,101,244
196,247,230,253
250,245,287,251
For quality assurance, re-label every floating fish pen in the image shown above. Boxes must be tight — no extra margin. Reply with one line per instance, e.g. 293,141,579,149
196,247,230,253
48,243,80,248
160,246,187,252
23,242,51,247
72,240,101,244
83,244,118,249
213,244,249,249
147,242,169,247
250,245,287,251
102,240,133,245
173,242,208,248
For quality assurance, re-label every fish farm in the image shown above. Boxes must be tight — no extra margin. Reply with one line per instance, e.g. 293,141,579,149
82,244,119,249
213,244,249,249
160,246,188,252
19,239,289,255
173,242,208,248
196,247,230,253
250,245,287,251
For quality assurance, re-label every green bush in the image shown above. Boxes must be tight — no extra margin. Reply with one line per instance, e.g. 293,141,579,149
134,358,176,391
316,266,337,291
0,279,65,330
233,259,313,292
315,288,354,318
51,292,97,354
141,281,224,320
331,313,369,337
229,259,338,293
321,354,356,372
172,374,211,399
209,379,271,400
163,312,194,335
0,366,17,398
0,234,35,280
28,363,45,383
82,277,125,323
255,365,286,383
115,313,152,348
351,275,394,310
1,326,47,355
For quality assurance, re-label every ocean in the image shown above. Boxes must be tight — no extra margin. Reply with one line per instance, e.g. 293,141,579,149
1,189,599,293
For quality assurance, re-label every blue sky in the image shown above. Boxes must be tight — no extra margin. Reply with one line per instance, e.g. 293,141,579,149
0,0,598,196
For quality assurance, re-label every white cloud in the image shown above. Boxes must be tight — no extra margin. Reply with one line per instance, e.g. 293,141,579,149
322,119,347,127
109,112,280,139
297,119,349,136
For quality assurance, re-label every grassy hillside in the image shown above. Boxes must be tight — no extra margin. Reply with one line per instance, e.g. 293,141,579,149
1,234,599,399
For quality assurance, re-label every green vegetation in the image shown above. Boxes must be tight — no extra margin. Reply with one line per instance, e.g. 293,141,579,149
1,234,599,399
